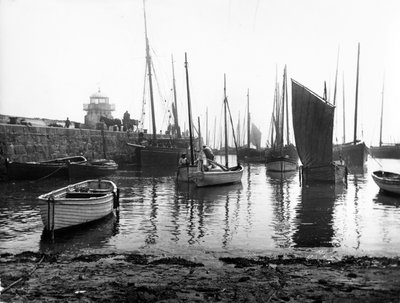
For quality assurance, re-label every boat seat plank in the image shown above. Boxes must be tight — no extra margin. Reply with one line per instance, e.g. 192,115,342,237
65,192,108,199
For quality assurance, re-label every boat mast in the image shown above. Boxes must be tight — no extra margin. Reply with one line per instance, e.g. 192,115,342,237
379,77,385,147
143,0,157,142
353,43,360,145
224,74,229,167
171,55,181,139
284,66,290,146
184,53,195,165
247,89,250,150
342,72,346,144
206,107,209,145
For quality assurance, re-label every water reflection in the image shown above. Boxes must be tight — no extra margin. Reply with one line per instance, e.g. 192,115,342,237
267,170,299,248
39,213,119,253
373,192,400,207
3,159,400,256
175,182,243,247
292,184,346,247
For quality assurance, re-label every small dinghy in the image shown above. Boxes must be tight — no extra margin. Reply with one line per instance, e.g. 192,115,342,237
38,179,119,232
371,170,400,195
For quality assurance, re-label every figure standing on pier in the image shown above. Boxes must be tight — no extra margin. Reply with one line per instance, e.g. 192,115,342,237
123,110,131,131
65,117,71,128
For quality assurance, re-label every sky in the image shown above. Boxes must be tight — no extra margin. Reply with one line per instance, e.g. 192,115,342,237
1,0,400,147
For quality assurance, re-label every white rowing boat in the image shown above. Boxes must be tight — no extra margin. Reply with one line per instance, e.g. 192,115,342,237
372,170,400,195
38,179,119,231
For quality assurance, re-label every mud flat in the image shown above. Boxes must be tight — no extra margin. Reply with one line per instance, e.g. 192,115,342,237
1,251,400,302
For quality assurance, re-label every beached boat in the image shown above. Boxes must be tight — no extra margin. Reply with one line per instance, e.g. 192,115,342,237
371,170,400,195
266,66,298,172
38,179,119,232
68,159,118,179
6,155,87,180
193,75,244,187
291,79,347,184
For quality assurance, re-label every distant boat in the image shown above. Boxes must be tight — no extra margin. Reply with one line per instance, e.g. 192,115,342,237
291,79,347,184
6,155,87,181
369,79,400,159
68,159,118,179
266,66,298,172
237,89,265,163
372,170,400,195
193,75,244,187
38,179,119,232
333,43,368,168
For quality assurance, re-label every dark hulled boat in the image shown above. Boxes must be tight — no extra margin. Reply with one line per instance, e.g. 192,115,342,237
127,6,191,169
332,43,367,168
6,156,87,181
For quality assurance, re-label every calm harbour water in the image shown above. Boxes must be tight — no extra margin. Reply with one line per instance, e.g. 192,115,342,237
1,156,400,259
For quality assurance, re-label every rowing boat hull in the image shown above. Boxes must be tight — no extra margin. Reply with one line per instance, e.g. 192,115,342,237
193,165,244,187
38,179,117,231
6,156,87,180
372,170,400,195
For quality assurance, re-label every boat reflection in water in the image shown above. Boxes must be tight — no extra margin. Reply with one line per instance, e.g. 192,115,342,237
175,182,243,247
292,183,346,248
373,191,400,207
39,213,119,254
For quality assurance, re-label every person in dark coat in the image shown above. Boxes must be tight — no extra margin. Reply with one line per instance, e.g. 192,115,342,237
65,117,71,128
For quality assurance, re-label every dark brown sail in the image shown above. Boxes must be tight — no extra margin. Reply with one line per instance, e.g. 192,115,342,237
291,79,346,184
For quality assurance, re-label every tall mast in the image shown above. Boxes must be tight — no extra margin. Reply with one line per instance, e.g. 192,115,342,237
213,116,216,149
353,43,360,145
284,66,290,146
333,46,340,106
184,53,194,165
206,107,209,145
224,74,229,167
171,55,181,138
247,89,250,149
143,0,157,142
280,67,286,148
342,72,346,144
379,77,385,147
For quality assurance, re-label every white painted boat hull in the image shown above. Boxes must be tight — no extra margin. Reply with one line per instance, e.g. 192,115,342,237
193,165,244,187
372,171,400,194
38,179,117,231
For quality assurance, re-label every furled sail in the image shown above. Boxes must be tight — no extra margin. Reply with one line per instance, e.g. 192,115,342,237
291,79,334,167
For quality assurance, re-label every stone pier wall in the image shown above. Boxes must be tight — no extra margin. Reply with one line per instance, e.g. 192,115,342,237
0,124,137,179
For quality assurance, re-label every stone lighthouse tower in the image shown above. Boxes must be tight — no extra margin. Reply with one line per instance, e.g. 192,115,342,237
83,89,115,129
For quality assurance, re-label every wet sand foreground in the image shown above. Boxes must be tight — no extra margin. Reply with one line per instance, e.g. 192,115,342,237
1,252,400,302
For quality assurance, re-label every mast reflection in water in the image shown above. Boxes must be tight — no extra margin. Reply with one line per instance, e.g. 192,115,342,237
1,158,400,257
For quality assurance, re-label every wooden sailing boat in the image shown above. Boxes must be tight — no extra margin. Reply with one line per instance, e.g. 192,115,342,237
193,75,244,187
236,90,265,163
291,79,347,184
128,2,188,168
176,53,198,182
266,66,298,172
369,78,400,159
332,43,368,168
